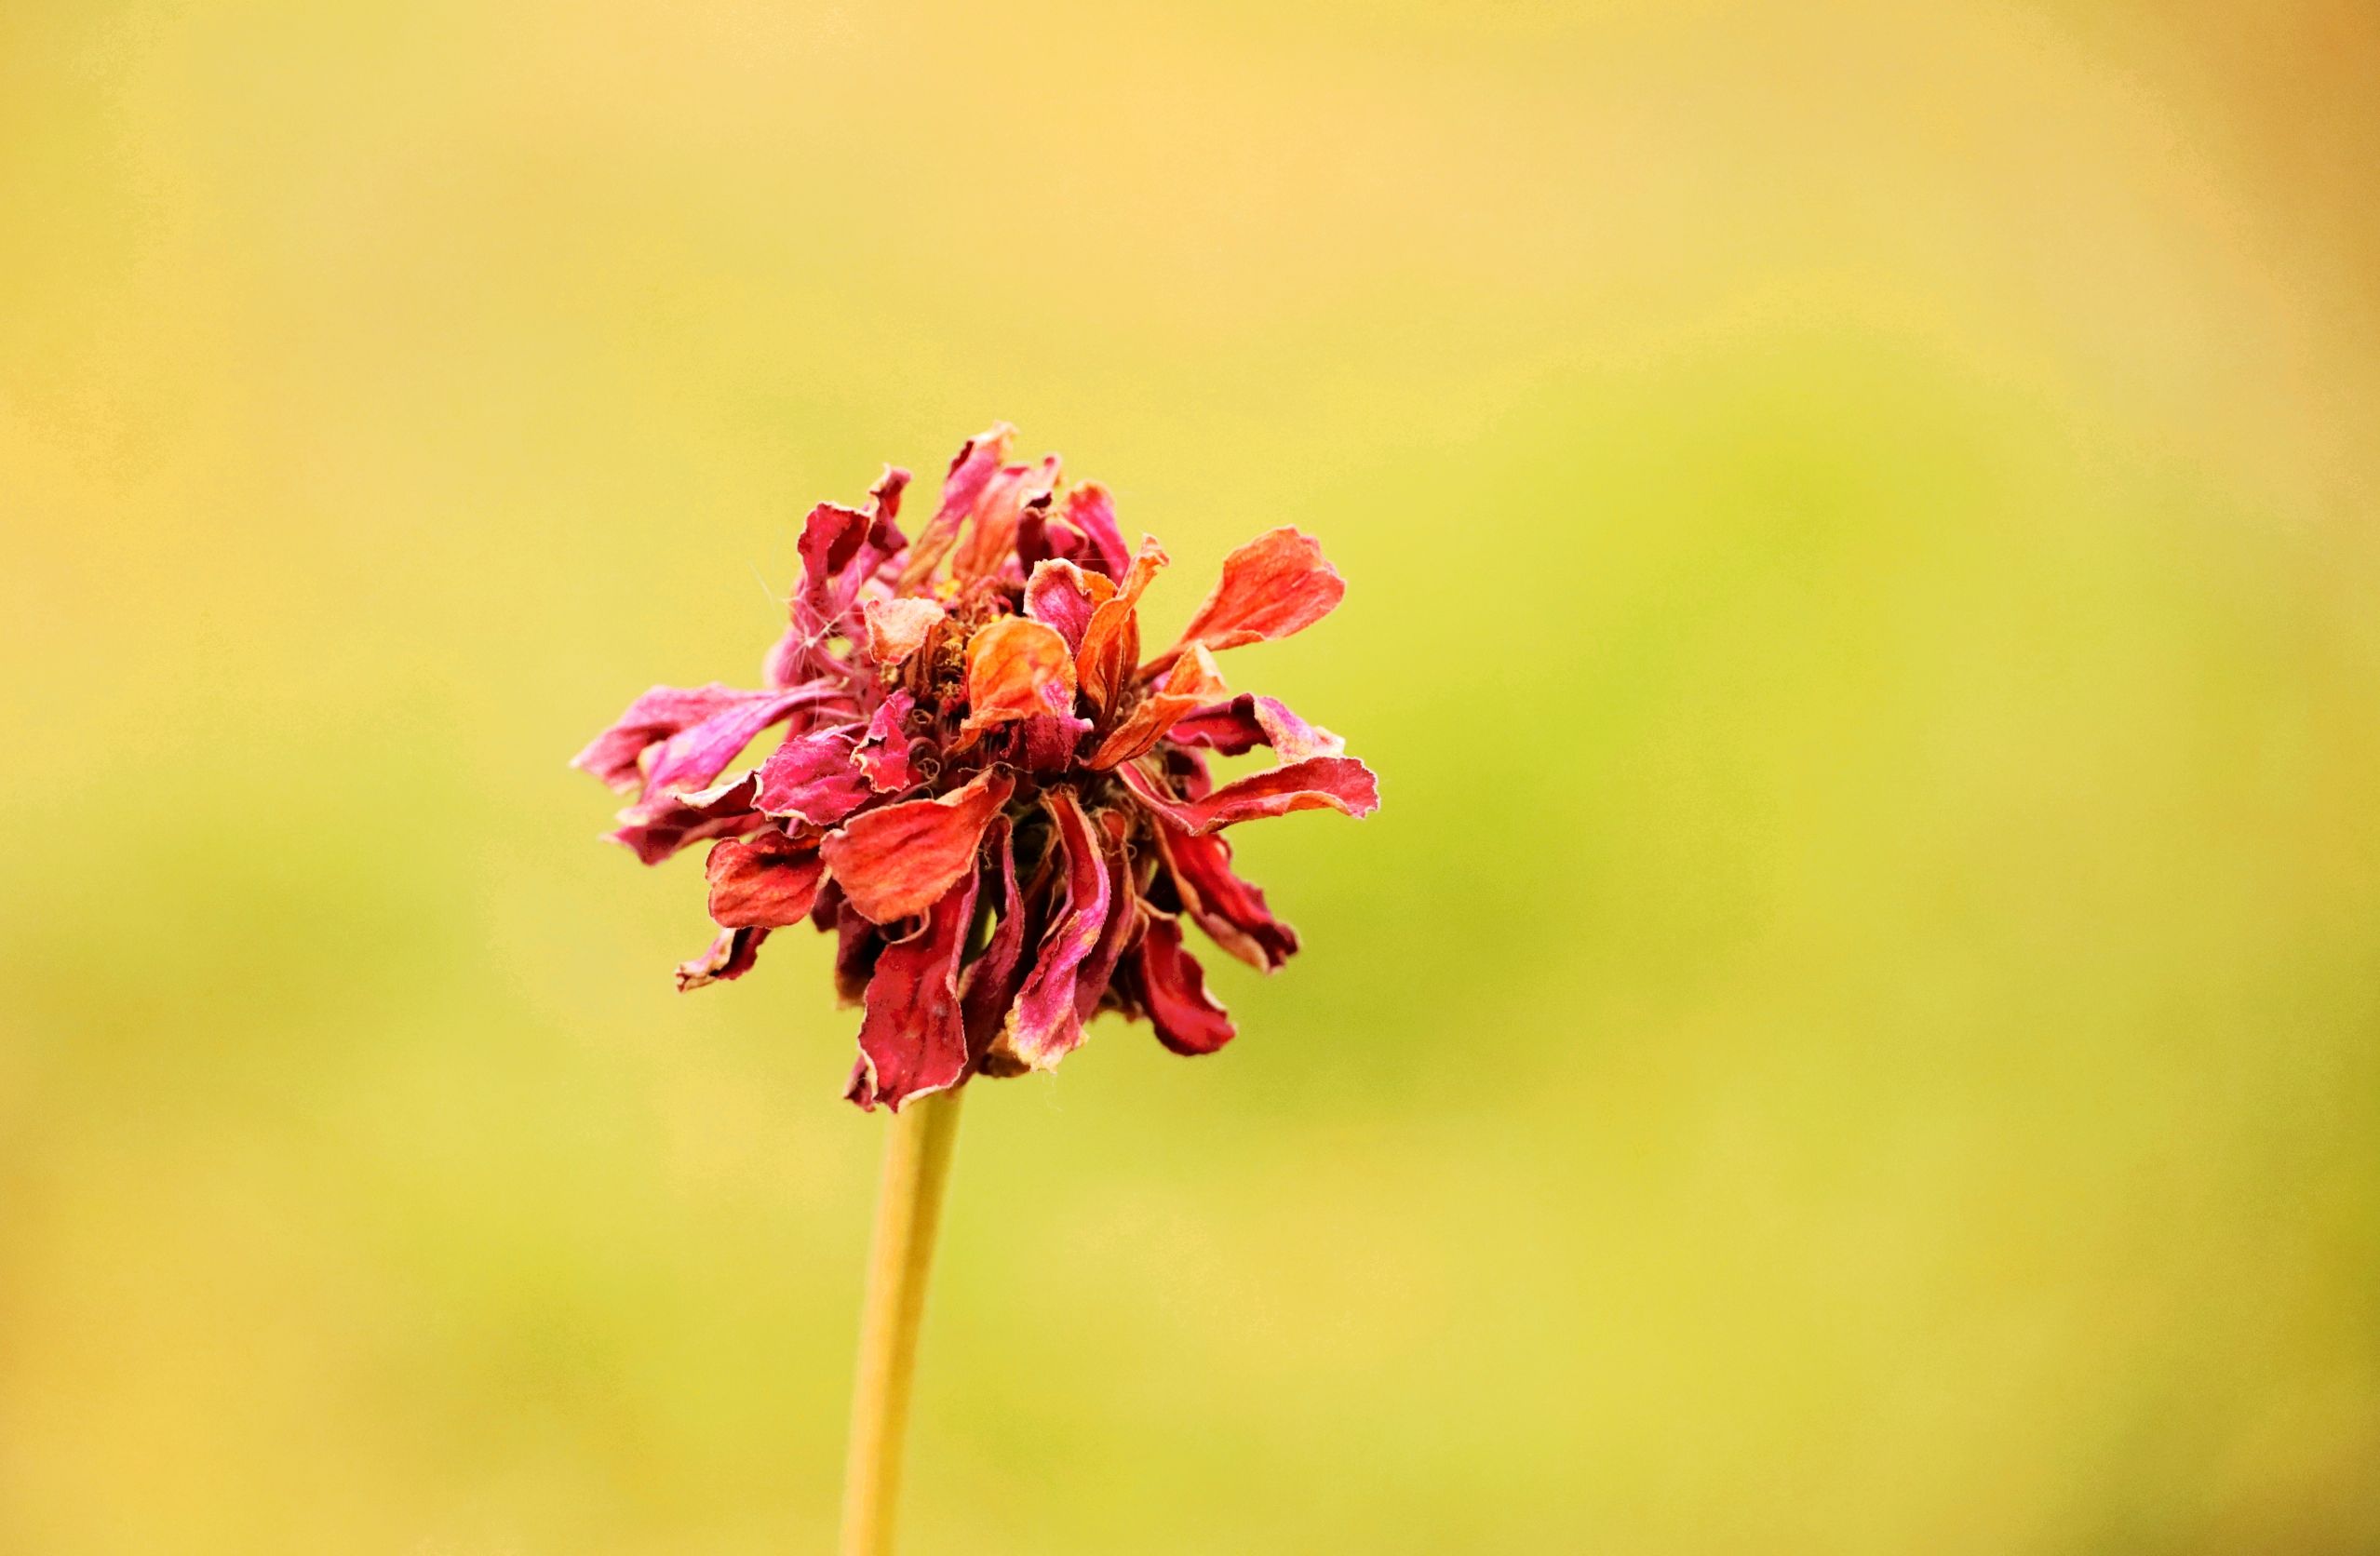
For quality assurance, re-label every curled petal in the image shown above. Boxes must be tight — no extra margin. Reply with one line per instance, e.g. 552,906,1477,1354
572,683,824,794
609,772,770,865
1170,527,1345,656
1076,537,1167,722
753,726,871,826
899,423,1015,589
1136,915,1235,1054
830,895,882,1006
1163,692,1344,762
820,767,1015,923
856,691,919,791
676,925,769,991
1119,754,1380,834
961,818,1032,1066
1062,482,1131,580
951,456,1060,581
990,786,1110,1071
864,598,947,667
1156,827,1299,972
961,617,1079,736
850,871,979,1110
705,829,827,929
638,686,845,798
1086,643,1226,770
865,465,910,551
1024,557,1114,654
1073,809,1144,1020
797,502,872,607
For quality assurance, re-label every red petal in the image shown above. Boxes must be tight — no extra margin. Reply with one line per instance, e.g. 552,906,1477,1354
960,617,1079,736
1163,692,1343,762
863,598,947,667
960,817,1032,1065
676,925,769,991
1155,826,1299,972
1061,482,1131,579
1136,915,1235,1054
988,786,1109,1071
1171,527,1344,655
1072,810,1143,1021
1118,754,1379,834
820,767,1015,923
950,456,1060,581
705,829,827,929
753,727,872,826
850,872,979,1110
856,692,919,791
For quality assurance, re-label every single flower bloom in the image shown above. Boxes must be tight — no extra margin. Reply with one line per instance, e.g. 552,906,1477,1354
572,424,1379,1109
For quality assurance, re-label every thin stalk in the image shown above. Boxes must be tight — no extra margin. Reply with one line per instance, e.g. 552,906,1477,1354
837,1084,965,1556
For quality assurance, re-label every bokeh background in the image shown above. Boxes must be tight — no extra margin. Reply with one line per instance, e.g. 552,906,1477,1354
7,1,2380,1551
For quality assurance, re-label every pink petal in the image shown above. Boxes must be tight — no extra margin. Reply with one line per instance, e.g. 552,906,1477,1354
863,597,948,667
960,617,1079,737
1171,527,1345,655
1072,810,1144,1020
752,726,872,826
898,423,1015,589
1136,915,1235,1054
988,786,1109,1071
960,817,1033,1066
572,683,811,793
1024,557,1114,654
820,767,1015,923
608,773,771,865
856,692,919,791
676,925,769,991
1155,826,1299,972
638,685,846,798
1019,711,1094,771
950,456,1061,581
797,502,872,607
1118,754,1380,834
1061,482,1131,580
849,871,979,1110
1162,692,1344,762
705,829,827,929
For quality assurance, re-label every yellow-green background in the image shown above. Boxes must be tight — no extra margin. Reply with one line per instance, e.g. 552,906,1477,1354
7,2,2380,1551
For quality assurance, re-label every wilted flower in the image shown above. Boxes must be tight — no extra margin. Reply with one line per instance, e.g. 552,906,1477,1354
572,425,1378,1109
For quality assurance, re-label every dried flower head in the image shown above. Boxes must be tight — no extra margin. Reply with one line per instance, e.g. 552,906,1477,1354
573,425,1379,1109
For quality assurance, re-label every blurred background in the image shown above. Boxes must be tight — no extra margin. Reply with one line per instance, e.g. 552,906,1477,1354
7,1,2380,1551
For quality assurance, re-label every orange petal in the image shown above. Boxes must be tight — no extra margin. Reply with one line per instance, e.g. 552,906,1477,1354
1172,527,1344,655
819,767,1015,923
1084,643,1226,770
1075,537,1167,721
961,616,1078,735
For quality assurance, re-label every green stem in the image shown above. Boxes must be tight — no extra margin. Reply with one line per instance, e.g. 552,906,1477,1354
837,1084,965,1556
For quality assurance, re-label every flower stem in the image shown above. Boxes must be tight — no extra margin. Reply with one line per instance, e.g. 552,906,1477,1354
838,1084,965,1556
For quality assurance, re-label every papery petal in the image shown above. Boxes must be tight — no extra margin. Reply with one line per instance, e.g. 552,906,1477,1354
856,692,919,791
1162,692,1344,762
1155,827,1299,972
898,423,1015,588
961,817,1032,1066
831,896,881,1006
849,871,979,1110
639,686,845,798
1085,643,1226,770
865,464,910,551
950,456,1060,581
1135,915,1236,1054
705,829,827,929
676,925,769,991
572,684,808,793
990,786,1109,1071
863,597,947,667
820,767,1015,923
753,726,871,826
1171,527,1345,655
1024,558,1113,654
1072,810,1143,1020
1062,482,1131,580
960,617,1078,736
1119,754,1379,834
609,773,771,865
1075,537,1166,722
